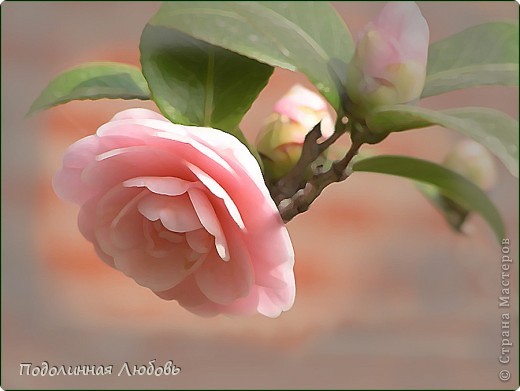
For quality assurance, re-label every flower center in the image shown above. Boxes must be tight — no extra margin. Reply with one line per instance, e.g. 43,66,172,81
142,218,212,270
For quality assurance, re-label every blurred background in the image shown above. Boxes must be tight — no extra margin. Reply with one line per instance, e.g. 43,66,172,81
2,1,518,389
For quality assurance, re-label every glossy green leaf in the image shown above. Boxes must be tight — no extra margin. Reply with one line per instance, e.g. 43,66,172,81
352,155,505,241
423,22,519,97
366,105,519,177
140,24,273,142
28,62,150,115
149,1,354,112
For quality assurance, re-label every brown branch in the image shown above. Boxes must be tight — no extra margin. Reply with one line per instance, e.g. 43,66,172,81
278,138,364,222
271,121,349,203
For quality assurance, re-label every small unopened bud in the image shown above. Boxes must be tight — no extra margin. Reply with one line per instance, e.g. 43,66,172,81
346,2,429,116
443,140,497,190
256,85,334,180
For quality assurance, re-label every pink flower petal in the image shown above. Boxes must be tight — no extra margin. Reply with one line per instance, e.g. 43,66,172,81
61,135,100,169
109,191,149,251
154,275,209,307
186,126,266,188
109,108,168,122
99,119,236,177
113,246,206,292
185,228,213,254
194,238,253,305
82,145,195,192
274,84,328,121
124,176,197,196
212,201,295,316
137,193,203,233
53,167,96,205
186,162,245,230
188,187,229,261
375,2,429,59
93,186,147,255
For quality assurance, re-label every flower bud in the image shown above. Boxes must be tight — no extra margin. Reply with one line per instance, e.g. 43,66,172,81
443,140,497,190
346,2,429,115
256,85,334,180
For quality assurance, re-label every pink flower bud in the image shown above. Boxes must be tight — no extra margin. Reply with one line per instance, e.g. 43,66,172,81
443,140,497,190
346,2,429,114
256,85,334,180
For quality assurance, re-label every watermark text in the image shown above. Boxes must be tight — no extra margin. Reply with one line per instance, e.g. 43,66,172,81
19,359,181,377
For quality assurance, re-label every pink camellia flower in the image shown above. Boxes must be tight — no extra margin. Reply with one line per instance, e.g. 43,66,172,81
256,85,334,181
53,108,295,317
346,2,429,114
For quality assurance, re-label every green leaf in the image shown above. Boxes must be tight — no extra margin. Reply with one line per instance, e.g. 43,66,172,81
366,105,519,177
417,182,471,233
423,22,519,97
352,155,505,241
28,62,150,115
140,24,273,141
148,1,354,112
